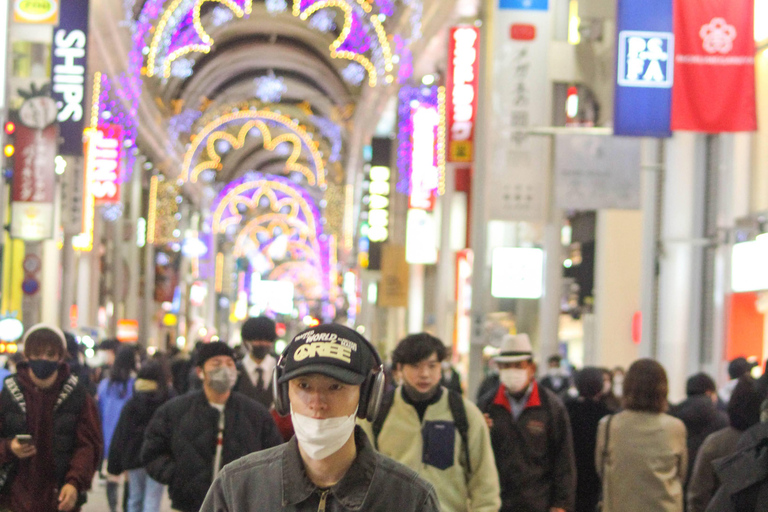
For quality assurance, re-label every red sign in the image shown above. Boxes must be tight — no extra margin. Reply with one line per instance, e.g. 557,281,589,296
671,0,756,132
510,24,536,41
84,124,122,203
446,26,480,163
12,124,56,203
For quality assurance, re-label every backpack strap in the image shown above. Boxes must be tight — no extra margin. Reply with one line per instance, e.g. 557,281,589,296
5,375,26,414
54,374,79,412
447,389,471,472
371,389,395,449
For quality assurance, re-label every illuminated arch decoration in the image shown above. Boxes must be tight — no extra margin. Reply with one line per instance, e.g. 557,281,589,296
181,110,326,186
292,0,394,87
145,0,253,78
211,173,331,295
234,214,321,260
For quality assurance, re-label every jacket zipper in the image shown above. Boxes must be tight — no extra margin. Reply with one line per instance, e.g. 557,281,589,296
317,489,329,512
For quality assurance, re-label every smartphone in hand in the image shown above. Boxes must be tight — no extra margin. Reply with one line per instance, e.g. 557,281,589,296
15,434,33,445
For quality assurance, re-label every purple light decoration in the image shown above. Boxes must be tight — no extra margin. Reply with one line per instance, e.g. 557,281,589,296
375,0,394,16
393,35,413,84
396,84,438,195
210,172,331,296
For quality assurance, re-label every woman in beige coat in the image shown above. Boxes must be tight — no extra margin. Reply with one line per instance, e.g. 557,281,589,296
596,359,688,512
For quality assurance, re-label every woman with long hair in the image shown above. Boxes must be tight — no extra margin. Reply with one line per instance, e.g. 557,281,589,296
97,344,139,512
596,359,687,512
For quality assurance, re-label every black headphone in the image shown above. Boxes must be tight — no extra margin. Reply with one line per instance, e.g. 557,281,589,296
272,333,385,422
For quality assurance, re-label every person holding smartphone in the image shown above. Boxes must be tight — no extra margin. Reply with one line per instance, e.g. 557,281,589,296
0,324,102,512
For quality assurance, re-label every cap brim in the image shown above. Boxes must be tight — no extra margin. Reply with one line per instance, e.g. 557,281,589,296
494,354,533,363
278,364,366,385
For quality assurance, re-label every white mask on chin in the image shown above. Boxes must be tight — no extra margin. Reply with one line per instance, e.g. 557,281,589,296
499,368,530,394
290,406,359,460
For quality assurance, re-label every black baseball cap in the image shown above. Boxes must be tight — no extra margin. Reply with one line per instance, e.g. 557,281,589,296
278,324,377,385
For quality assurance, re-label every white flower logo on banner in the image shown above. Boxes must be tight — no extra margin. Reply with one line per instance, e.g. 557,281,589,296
699,17,737,54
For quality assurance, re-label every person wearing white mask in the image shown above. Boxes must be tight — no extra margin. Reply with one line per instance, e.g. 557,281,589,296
200,324,441,511
478,333,577,512
142,342,283,512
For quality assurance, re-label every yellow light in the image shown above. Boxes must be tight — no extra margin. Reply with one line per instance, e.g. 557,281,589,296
212,179,318,235
344,184,354,250
3,145,13,158
233,214,319,259
90,72,101,129
73,127,98,252
568,0,581,45
181,110,325,187
147,176,159,244
437,86,447,196
215,252,224,293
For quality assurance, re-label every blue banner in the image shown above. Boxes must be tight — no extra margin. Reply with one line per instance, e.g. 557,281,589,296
51,0,90,156
613,0,673,137
499,0,549,11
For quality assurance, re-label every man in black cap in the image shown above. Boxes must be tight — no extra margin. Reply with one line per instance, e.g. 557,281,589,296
234,316,278,408
718,357,757,404
142,341,283,512
200,324,441,511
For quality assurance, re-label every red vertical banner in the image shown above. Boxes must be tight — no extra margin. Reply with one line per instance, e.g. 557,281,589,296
446,26,480,163
671,0,756,132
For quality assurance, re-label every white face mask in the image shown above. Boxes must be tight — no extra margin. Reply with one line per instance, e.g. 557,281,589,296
500,368,530,393
290,406,358,460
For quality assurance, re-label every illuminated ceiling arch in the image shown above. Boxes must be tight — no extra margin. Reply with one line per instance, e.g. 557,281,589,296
211,173,322,236
181,110,326,186
234,213,321,260
269,261,325,300
292,0,394,87
141,0,410,85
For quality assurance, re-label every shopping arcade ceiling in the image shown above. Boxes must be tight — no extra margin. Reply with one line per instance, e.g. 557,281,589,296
91,0,466,307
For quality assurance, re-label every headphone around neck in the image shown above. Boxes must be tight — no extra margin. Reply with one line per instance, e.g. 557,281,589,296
272,334,385,422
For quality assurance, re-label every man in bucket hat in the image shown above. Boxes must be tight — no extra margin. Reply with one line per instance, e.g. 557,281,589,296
200,324,440,511
478,334,576,512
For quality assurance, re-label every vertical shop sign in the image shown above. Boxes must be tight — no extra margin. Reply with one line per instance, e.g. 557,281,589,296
489,0,551,221
10,124,57,240
409,104,440,211
446,26,480,163
671,0,756,132
51,0,89,155
84,124,122,203
614,0,674,137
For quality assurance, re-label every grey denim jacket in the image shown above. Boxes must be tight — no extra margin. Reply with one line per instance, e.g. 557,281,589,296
200,426,441,511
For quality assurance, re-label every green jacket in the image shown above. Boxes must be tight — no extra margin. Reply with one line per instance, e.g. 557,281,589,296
361,387,501,512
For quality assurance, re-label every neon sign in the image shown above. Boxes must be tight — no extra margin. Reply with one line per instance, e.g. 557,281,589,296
367,165,390,242
446,26,480,162
85,124,122,203
409,105,439,211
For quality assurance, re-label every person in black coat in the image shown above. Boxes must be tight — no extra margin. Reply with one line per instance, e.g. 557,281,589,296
565,367,612,512
669,372,728,486
141,342,283,512
107,360,173,512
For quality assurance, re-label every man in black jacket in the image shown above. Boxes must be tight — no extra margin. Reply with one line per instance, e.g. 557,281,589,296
141,342,282,512
478,334,576,512
234,316,278,408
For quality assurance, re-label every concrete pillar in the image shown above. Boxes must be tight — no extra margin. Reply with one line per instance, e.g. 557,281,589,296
656,132,707,401
592,210,642,368
125,158,143,321
434,164,456,346
408,264,425,333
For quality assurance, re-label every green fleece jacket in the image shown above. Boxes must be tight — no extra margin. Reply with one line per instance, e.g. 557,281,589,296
361,387,501,512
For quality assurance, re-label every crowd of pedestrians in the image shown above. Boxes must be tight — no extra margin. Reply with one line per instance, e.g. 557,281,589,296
0,319,766,511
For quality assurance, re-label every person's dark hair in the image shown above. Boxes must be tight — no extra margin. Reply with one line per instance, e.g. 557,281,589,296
623,359,668,413
548,355,562,366
393,333,446,366
241,316,277,343
728,376,763,431
728,357,754,379
24,329,65,359
137,358,171,394
575,367,604,399
686,372,717,397
110,345,138,398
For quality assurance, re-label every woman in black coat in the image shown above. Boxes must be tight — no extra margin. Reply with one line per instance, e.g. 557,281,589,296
107,359,173,512
565,367,613,512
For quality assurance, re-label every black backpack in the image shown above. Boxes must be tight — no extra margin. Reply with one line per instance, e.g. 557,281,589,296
372,388,471,471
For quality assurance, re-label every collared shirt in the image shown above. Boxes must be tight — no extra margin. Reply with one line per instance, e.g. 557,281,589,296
242,353,276,390
506,383,534,421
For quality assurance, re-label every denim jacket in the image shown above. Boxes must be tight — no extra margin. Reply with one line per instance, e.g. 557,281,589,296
200,426,440,511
